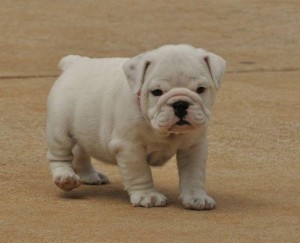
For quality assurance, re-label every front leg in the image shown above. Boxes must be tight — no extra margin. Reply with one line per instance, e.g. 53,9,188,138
116,144,167,208
177,137,215,210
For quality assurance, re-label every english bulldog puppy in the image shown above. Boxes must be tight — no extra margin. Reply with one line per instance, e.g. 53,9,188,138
46,44,226,210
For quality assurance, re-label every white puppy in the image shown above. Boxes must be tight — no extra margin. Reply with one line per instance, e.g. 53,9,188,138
46,44,225,210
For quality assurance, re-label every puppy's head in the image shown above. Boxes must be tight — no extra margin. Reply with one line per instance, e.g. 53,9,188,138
123,44,226,134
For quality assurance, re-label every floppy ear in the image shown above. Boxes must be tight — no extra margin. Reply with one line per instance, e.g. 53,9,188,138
200,50,226,90
123,54,151,95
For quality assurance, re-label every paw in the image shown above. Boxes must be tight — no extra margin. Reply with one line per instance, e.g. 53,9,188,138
54,173,81,191
77,170,109,185
180,192,216,210
130,190,168,208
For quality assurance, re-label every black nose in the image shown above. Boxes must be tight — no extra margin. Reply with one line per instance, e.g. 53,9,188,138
172,101,190,118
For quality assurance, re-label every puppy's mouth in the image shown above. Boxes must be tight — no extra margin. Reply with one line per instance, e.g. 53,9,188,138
176,119,191,126
167,119,194,134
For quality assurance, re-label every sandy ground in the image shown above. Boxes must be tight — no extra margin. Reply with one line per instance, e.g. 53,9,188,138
0,1,299,242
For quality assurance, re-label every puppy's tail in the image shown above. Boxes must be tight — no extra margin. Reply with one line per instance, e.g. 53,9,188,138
58,55,82,71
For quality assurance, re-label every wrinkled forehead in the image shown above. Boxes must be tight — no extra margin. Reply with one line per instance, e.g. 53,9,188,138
145,52,210,88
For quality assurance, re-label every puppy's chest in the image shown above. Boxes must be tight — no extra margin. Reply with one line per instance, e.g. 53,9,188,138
146,143,178,166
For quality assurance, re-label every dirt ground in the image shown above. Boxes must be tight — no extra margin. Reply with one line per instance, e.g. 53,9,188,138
0,1,299,242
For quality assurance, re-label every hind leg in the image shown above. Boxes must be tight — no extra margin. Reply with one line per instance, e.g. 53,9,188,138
72,144,109,185
47,130,81,191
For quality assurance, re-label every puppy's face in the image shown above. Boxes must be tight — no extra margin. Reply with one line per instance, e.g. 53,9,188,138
145,77,212,134
124,45,226,134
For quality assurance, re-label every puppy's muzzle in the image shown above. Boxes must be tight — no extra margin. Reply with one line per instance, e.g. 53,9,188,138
172,101,191,126
172,101,189,118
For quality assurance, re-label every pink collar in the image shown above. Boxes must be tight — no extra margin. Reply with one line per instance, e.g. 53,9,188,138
136,93,141,110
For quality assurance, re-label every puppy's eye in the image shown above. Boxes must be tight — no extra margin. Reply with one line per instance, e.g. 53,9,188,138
196,87,206,94
151,89,163,96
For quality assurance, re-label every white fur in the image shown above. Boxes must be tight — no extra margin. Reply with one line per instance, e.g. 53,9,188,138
46,44,226,210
